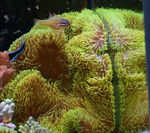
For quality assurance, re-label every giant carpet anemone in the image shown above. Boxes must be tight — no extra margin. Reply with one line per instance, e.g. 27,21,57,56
0,8,147,133
9,30,70,81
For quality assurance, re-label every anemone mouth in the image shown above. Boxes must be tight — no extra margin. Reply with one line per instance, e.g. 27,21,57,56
90,23,106,53
9,31,70,81
33,41,69,81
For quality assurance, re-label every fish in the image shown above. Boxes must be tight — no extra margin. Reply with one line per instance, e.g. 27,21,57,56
8,38,25,61
34,15,70,30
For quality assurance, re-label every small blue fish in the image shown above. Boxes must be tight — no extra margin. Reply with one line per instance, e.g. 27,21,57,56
8,38,25,61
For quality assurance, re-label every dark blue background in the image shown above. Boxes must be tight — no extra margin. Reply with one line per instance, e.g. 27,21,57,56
0,0,143,51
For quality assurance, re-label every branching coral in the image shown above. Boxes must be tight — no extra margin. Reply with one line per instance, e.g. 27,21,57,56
0,52,12,67
0,99,16,129
0,51,15,90
19,116,52,133
0,126,17,133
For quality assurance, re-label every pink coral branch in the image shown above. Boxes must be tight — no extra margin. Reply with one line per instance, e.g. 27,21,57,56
0,51,15,90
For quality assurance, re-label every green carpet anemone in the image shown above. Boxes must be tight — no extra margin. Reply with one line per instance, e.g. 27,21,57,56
0,8,147,133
